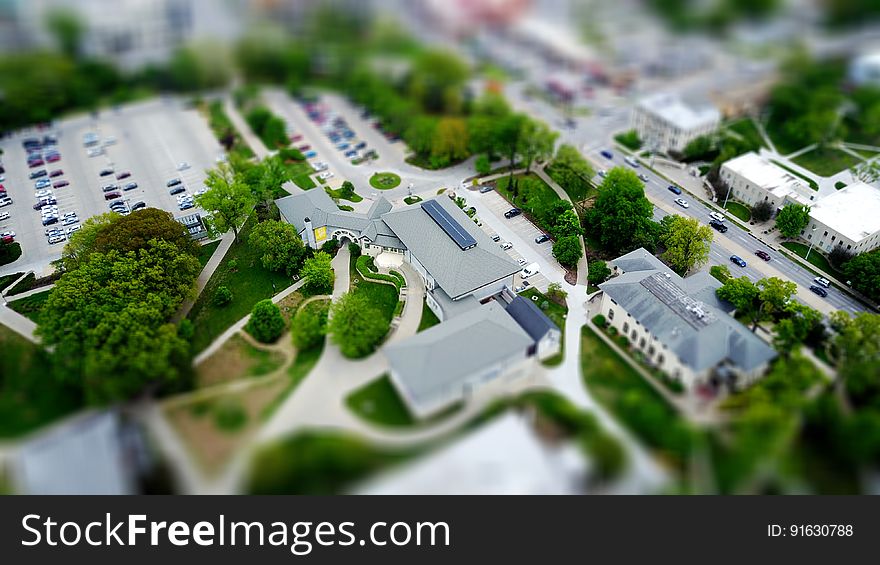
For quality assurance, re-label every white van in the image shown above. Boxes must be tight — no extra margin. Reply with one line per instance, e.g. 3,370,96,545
521,263,540,279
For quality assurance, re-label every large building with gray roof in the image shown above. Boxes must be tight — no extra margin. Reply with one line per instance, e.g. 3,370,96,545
276,191,521,321
385,289,560,419
598,248,776,392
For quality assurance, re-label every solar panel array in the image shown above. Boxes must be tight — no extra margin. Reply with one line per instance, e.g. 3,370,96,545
640,272,716,329
421,200,477,250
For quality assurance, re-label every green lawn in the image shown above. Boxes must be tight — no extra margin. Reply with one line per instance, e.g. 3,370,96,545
792,147,862,177
780,241,843,280
0,272,23,293
520,288,566,367
197,240,221,269
0,325,83,439
325,186,363,202
349,255,400,324
7,273,36,295
346,374,415,427
614,130,642,151
726,118,766,150
283,159,316,190
7,290,52,323
835,181,848,190
418,300,440,332
723,201,752,222
369,172,401,190
404,196,422,205
203,100,254,161
187,217,294,354
580,325,693,469
247,430,417,494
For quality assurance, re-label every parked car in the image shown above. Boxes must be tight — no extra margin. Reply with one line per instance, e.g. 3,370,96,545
102,184,118,192
0,212,9,221
62,216,79,226
479,185,494,193
29,169,48,179
177,162,190,171
354,141,367,150
0,198,12,208
638,173,649,182
169,186,186,196
66,226,81,235
504,208,522,219
317,171,333,180
730,255,747,267
46,153,61,163
813,276,831,288
34,189,52,198
514,281,531,292
28,159,45,168
601,150,613,159
131,201,146,211
99,168,114,177
500,241,513,250
674,198,689,208
52,180,69,188
491,234,501,242
535,234,551,244
49,169,64,178
304,151,317,158
709,219,728,233
667,184,682,195
42,216,59,226
336,142,350,150
344,149,358,158
290,134,303,142
166,178,182,187
116,171,131,180
298,144,311,151
755,250,771,261
809,285,829,297
598,170,607,178
123,182,138,191
34,179,51,189
104,191,122,200
48,234,66,244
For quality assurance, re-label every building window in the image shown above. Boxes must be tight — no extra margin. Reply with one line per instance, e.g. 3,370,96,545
658,354,665,365
639,337,646,349
648,346,655,356
622,322,629,333
608,309,614,321
824,231,828,237
631,330,637,340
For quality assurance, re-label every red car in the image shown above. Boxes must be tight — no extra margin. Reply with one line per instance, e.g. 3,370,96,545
297,144,311,151
755,250,771,262
116,171,131,180
290,134,303,142
104,191,121,200
49,169,64,177
52,180,69,188
46,154,61,163
28,159,44,168
1,234,14,244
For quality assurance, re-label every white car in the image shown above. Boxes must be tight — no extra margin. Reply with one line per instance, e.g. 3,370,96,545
0,212,10,221
176,193,192,202
312,162,329,171
35,189,53,198
177,162,190,171
813,276,831,288
103,136,117,146
598,170,607,177
709,211,725,222
674,198,689,209
0,230,14,238
48,235,66,244
0,198,12,208
194,187,208,196
62,216,78,226
67,225,81,235
87,147,103,157
318,171,334,180
517,258,528,266
500,241,513,250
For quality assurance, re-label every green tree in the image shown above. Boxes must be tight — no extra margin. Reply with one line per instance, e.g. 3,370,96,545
58,212,118,272
659,215,714,275
548,144,595,201
585,167,656,254
431,117,469,167
409,50,469,113
588,260,612,285
196,162,255,240
45,8,84,59
339,181,356,199
328,292,389,358
682,135,714,160
213,285,233,306
757,277,798,320
553,235,582,268
475,154,491,176
830,312,880,408
774,302,824,353
843,250,880,303
255,155,289,207
248,220,307,277
246,299,285,343
717,276,760,329
300,251,334,294
94,207,199,258
751,200,775,223
37,240,200,403
551,208,583,240
291,301,329,350
775,204,811,238
519,119,558,172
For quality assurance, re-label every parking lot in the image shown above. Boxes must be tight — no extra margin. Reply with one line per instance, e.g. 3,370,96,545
466,189,560,293
0,97,223,277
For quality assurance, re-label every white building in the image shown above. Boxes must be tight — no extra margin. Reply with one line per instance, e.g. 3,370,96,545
850,51,880,87
803,182,880,255
631,92,721,154
719,151,817,209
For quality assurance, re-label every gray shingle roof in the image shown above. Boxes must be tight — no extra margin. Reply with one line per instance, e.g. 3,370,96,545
600,261,776,373
381,197,520,299
505,295,559,342
385,301,533,415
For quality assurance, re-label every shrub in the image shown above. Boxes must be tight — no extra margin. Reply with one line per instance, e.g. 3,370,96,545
227,258,239,271
291,301,329,350
709,265,731,283
246,299,285,343
582,433,627,482
178,319,194,340
588,260,612,285
475,154,491,175
320,239,339,255
213,285,233,306
592,314,607,328
301,252,335,294
348,242,361,258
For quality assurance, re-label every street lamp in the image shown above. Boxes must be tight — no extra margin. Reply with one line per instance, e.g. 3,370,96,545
723,181,733,209
805,227,818,261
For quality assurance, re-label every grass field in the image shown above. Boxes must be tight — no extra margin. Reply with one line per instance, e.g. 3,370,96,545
781,241,843,280
197,240,221,269
792,147,862,177
723,201,752,222
7,289,51,323
187,217,294,354
580,325,692,469
325,186,363,202
369,172,401,190
418,300,440,332
0,326,82,439
345,374,415,427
